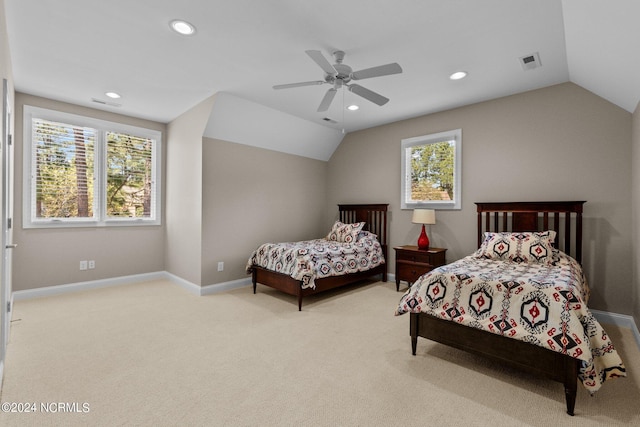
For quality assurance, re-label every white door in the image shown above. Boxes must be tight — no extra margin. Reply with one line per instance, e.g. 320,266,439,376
1,78,14,367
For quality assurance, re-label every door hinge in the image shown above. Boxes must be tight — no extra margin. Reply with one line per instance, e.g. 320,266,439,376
7,217,11,229
7,134,12,146
6,301,10,313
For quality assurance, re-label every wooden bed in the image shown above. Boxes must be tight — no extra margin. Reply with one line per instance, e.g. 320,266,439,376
252,203,388,311
410,201,585,415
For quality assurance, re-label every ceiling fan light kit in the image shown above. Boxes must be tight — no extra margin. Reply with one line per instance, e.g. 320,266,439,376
273,49,402,113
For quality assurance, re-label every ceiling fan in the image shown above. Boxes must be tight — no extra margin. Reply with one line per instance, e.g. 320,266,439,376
273,50,402,112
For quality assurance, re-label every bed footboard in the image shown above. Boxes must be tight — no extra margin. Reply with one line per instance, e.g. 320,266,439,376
410,313,579,415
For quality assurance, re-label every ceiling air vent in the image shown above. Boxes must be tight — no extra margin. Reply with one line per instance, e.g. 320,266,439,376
91,98,121,107
322,117,337,124
519,52,541,71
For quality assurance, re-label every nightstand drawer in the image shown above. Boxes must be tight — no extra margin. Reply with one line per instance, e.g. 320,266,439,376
393,246,447,291
397,261,433,283
395,249,432,264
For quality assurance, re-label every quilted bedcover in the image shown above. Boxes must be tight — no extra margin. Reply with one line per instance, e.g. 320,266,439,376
246,235,385,290
395,250,626,393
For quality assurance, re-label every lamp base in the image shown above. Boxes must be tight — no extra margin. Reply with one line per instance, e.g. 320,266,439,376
417,224,430,250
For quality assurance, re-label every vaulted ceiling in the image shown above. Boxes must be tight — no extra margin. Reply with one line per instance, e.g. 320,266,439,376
4,1,640,134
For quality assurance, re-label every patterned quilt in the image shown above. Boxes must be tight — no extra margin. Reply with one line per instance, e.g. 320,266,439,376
395,250,626,393
246,234,385,289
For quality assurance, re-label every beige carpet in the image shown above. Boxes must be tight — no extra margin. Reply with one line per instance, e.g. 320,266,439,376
0,279,638,426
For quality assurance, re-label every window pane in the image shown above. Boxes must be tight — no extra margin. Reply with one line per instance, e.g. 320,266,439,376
106,132,154,218
33,119,95,219
409,140,455,202
401,129,461,210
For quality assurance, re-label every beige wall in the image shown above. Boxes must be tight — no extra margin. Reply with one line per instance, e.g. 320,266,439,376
13,93,166,291
201,138,328,285
166,95,328,287
328,82,633,315
632,100,640,330
164,95,215,286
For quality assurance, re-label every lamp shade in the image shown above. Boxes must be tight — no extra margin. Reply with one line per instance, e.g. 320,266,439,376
412,209,436,225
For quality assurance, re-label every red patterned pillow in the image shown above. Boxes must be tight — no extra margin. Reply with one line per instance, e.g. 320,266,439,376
475,231,556,264
326,221,365,243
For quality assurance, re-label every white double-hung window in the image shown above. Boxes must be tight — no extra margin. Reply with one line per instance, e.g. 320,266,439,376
23,106,162,228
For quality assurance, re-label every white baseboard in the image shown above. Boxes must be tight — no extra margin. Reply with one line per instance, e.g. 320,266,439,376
11,271,253,300
12,271,168,301
161,272,251,296
200,277,252,295
591,309,640,349
162,272,201,295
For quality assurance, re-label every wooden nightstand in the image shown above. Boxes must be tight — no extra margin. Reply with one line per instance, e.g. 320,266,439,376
394,246,447,291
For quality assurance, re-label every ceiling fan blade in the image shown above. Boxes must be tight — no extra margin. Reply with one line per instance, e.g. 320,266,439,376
317,88,337,112
351,63,403,80
305,50,337,75
348,84,389,106
273,80,325,90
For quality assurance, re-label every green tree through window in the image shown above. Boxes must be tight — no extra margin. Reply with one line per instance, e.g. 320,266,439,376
33,119,95,218
106,132,153,218
401,129,461,210
410,140,455,201
25,106,161,228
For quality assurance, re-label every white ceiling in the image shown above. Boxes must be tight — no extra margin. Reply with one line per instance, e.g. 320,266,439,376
4,1,640,133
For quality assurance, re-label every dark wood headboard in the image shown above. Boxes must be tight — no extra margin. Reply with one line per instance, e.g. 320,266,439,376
338,204,388,247
476,201,586,263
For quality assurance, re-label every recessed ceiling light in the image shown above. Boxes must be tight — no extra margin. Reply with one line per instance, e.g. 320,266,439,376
449,71,468,80
170,19,196,36
105,91,121,99
347,104,359,111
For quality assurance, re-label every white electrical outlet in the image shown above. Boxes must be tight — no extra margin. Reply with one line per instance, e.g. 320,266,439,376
217,262,224,272
88,260,95,269
80,260,88,271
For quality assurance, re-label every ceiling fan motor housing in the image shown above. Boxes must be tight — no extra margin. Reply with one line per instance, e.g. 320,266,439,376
273,49,401,110
325,50,353,84
331,64,353,83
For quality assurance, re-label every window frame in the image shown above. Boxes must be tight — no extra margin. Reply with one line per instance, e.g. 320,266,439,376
400,128,462,210
23,105,162,228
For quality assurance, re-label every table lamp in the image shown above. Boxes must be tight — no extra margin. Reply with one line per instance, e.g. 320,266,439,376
412,209,436,250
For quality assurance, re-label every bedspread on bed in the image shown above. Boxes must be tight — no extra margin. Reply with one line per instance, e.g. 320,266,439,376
246,235,384,289
395,250,626,393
